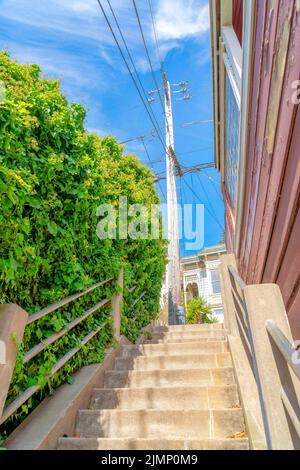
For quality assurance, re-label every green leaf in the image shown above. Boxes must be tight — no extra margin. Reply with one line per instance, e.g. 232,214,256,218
47,221,58,236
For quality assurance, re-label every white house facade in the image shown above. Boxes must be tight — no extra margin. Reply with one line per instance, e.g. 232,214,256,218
181,244,226,323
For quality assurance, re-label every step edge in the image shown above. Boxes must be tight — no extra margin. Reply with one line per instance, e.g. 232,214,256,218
92,384,238,393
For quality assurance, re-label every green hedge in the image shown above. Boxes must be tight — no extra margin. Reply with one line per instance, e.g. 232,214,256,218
0,51,167,437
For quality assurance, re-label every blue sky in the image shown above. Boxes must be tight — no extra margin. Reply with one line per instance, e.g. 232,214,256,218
0,0,225,256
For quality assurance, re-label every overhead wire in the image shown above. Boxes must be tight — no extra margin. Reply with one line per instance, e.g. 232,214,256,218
118,129,156,145
97,0,171,203
179,120,213,128
96,0,167,155
203,170,224,203
182,177,224,232
195,172,224,229
132,0,165,114
105,0,164,143
140,137,167,202
148,0,163,68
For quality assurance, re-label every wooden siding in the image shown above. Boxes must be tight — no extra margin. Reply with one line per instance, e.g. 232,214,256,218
223,183,235,254
237,0,300,339
232,0,244,45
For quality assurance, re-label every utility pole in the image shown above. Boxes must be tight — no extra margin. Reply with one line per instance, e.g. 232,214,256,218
148,73,191,324
162,72,183,325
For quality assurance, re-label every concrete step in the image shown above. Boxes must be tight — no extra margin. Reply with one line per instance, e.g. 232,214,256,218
58,437,249,450
149,330,227,341
145,337,227,344
152,324,225,333
115,352,232,371
104,367,235,388
118,341,228,358
90,385,240,410
74,409,246,439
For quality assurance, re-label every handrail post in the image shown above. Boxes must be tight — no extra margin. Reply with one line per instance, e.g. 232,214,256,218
0,304,28,420
243,284,300,450
112,268,124,341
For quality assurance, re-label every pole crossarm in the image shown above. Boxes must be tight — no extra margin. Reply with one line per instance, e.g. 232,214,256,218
154,162,215,181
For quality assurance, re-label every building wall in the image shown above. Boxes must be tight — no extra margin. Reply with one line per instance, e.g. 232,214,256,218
181,246,226,323
232,0,243,45
210,0,300,339
237,0,300,339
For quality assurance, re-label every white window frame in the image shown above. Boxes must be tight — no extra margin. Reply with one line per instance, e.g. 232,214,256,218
219,22,242,211
234,0,256,255
219,0,256,250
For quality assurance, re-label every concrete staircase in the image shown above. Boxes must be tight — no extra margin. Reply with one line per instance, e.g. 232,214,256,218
58,324,249,450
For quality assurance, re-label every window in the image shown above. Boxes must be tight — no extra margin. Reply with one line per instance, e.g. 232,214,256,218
225,74,240,208
199,268,207,279
210,268,221,294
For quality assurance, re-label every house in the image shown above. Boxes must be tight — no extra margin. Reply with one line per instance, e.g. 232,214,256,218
209,0,300,339
181,244,226,322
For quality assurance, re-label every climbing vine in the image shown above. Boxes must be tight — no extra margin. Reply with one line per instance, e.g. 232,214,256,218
0,51,167,437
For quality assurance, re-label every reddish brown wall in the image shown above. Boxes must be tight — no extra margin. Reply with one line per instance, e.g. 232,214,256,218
238,0,300,339
232,0,243,45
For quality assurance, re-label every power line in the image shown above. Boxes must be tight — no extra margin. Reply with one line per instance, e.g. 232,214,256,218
147,0,163,68
155,162,215,180
182,178,224,232
195,172,224,229
132,0,165,114
140,137,166,203
105,0,164,143
180,162,215,175
203,170,224,203
118,129,156,145
179,120,213,128
97,0,166,156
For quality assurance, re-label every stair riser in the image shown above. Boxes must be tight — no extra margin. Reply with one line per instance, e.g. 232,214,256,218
152,325,225,333
149,331,227,341
118,342,228,358
104,368,235,388
58,438,249,450
75,410,246,439
91,386,239,410
115,353,232,371
145,337,226,344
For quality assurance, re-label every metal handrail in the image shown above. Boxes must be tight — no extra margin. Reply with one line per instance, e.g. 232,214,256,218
234,307,252,354
265,320,300,381
27,277,114,325
228,265,272,449
231,285,248,326
0,322,108,425
227,265,300,448
23,298,111,363
0,275,118,425
131,291,146,309
280,387,300,439
127,286,137,294
228,265,247,289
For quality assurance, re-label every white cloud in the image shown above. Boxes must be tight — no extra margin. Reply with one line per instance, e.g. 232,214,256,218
155,0,210,41
0,0,210,79
5,41,105,90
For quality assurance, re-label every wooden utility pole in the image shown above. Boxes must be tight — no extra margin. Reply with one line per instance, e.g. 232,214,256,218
162,72,184,325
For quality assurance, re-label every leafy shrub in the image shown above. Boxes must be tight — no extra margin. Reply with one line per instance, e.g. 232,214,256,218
0,51,167,436
186,297,218,324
